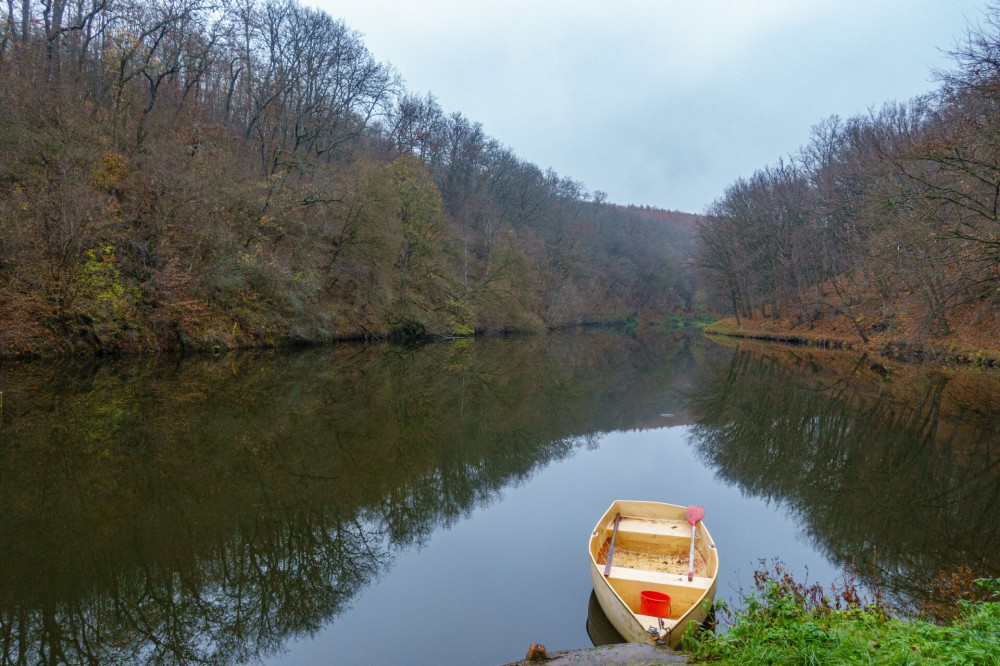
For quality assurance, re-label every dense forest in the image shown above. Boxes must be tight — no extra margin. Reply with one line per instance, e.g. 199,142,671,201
0,0,699,356
697,7,1000,354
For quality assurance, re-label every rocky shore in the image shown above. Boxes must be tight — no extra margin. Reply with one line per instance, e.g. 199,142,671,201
503,642,687,665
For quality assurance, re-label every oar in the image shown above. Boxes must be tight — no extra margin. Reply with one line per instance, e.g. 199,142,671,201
603,513,621,577
686,505,705,582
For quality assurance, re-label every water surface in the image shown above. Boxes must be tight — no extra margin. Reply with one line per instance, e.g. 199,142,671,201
1,330,998,665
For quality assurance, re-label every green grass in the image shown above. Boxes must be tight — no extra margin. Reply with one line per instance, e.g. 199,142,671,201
662,313,718,331
702,318,736,335
682,571,1000,665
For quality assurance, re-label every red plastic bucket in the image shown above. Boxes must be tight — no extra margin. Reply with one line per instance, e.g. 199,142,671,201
639,590,671,617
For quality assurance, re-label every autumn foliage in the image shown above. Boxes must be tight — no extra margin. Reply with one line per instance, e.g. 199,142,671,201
697,9,1000,358
0,0,697,356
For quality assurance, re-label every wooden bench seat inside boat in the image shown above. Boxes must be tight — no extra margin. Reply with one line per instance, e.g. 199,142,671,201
607,517,696,554
605,565,714,589
614,517,691,537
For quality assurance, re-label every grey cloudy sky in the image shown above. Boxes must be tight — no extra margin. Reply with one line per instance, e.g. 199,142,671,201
311,1,990,214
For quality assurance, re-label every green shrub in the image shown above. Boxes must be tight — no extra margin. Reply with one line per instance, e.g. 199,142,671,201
683,567,1000,665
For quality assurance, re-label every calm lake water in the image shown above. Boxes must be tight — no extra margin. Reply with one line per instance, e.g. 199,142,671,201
1,329,999,665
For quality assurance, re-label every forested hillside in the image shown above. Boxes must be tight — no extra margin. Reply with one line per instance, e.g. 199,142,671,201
0,0,697,357
697,9,1000,356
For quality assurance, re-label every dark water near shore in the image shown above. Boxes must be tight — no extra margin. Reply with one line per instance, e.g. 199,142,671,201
1,330,999,665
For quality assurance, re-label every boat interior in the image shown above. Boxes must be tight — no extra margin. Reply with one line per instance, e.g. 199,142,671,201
591,509,717,630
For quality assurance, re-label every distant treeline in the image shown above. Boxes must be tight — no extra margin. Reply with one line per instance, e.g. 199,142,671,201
697,8,1000,344
0,0,699,356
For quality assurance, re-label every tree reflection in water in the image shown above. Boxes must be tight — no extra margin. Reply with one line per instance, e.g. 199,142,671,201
0,330,707,664
687,346,1000,610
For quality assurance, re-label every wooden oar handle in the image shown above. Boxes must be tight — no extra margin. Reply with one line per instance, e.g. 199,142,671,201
603,513,621,577
688,524,697,581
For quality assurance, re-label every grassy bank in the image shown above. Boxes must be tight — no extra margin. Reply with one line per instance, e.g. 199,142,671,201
704,316,1000,369
661,314,717,331
682,566,1000,665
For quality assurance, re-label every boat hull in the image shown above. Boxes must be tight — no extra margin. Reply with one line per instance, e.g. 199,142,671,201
588,500,718,649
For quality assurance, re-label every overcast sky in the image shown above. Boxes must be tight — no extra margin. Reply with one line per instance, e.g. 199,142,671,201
311,1,991,214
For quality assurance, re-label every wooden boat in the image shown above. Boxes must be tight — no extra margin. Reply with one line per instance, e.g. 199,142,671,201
588,500,719,648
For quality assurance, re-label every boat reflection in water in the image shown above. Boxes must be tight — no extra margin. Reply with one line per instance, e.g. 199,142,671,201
586,591,625,647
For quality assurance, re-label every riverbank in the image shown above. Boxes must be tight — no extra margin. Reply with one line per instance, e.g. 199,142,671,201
683,568,1000,665
0,306,712,360
502,572,1000,666
0,306,641,360
705,314,1000,369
